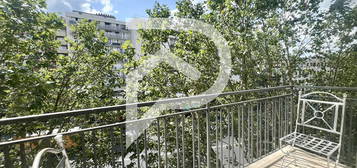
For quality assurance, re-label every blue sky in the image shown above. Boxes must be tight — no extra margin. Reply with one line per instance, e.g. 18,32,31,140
46,0,356,21
46,0,183,21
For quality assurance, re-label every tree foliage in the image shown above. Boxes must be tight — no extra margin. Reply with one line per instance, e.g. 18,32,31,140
0,0,356,167
0,0,124,117
120,0,357,166
0,1,125,166
123,0,331,102
310,0,357,87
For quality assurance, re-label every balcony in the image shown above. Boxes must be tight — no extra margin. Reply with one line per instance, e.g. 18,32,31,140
0,86,356,167
248,146,347,168
98,25,128,32
104,32,128,40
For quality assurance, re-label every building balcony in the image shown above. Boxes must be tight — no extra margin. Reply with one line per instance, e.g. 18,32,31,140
57,46,68,54
98,25,128,32
105,33,128,40
0,86,356,167
57,29,67,36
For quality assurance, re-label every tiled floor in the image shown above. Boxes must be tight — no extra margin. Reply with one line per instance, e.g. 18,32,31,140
248,146,348,168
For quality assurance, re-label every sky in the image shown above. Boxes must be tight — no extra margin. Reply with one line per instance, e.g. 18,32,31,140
46,0,356,21
46,0,180,21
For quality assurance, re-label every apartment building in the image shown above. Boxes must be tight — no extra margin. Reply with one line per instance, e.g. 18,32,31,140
55,11,137,95
57,10,135,55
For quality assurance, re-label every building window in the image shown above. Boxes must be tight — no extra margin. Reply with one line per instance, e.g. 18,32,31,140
105,22,111,25
59,53,68,57
69,20,76,25
57,36,65,41
60,45,67,50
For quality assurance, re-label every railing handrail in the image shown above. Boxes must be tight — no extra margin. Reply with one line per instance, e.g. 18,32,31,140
1,85,355,126
0,85,291,126
295,85,357,91
0,93,292,147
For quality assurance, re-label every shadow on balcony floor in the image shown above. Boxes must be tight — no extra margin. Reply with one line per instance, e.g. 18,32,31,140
248,146,349,168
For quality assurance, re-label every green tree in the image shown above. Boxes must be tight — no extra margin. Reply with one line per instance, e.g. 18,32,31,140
0,0,63,118
309,2,357,163
0,1,125,166
124,1,220,103
311,0,357,87
121,0,353,167
0,0,125,125
1,0,356,167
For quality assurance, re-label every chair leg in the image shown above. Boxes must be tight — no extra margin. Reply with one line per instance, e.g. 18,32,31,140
327,156,330,168
335,151,340,168
280,151,299,168
334,154,339,168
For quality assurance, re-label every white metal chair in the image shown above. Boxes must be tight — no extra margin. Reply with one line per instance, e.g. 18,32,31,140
279,91,347,168
32,134,71,168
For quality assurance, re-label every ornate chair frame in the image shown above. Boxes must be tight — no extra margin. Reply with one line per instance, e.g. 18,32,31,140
32,134,71,168
279,91,347,168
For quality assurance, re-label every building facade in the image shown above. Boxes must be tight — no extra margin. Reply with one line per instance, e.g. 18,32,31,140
57,10,135,55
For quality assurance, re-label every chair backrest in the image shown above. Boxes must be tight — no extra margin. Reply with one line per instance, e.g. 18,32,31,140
295,91,347,136
32,134,71,168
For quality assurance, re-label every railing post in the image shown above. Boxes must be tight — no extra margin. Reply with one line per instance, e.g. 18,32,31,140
3,145,12,168
144,129,148,168
120,125,125,168
192,113,196,168
164,118,168,168
206,104,211,168
19,130,27,168
80,132,88,168
198,112,201,167
92,130,98,168
109,127,116,167
175,116,180,168
215,107,220,168
355,152,357,168
136,134,140,168
157,120,161,168
182,115,185,168
290,86,295,133
228,106,231,168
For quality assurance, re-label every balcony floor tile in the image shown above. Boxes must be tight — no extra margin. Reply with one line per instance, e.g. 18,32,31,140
248,146,348,168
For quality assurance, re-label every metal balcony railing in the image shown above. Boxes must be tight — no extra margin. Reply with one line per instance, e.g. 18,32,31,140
0,86,355,168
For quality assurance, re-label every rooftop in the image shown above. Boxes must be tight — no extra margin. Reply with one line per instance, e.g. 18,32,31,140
72,10,116,19
64,10,126,24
